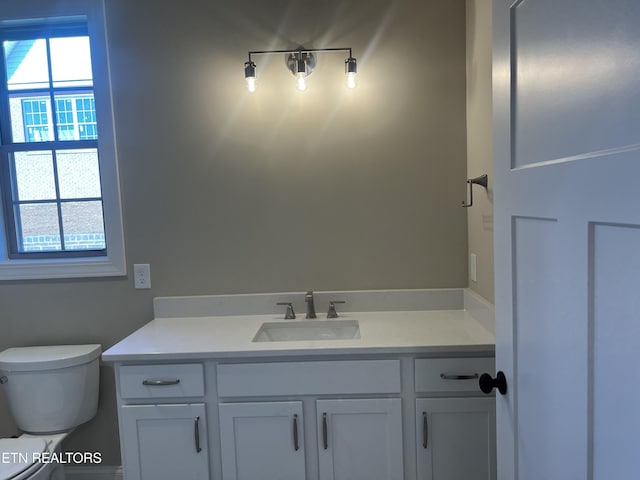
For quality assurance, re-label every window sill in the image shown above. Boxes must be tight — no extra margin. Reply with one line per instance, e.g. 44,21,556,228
0,255,125,280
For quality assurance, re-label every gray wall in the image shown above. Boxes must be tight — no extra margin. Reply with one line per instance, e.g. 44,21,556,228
466,0,494,302
0,0,468,464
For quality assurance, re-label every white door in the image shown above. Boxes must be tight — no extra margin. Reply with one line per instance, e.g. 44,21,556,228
218,401,305,480
493,1,640,479
317,398,403,480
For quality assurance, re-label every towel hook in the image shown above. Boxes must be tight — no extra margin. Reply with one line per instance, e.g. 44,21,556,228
461,174,488,208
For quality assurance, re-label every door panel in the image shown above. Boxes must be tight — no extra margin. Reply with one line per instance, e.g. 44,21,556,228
511,0,640,168
591,223,640,477
512,216,586,480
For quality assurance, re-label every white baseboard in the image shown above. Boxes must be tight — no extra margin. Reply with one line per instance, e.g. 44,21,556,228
64,465,123,480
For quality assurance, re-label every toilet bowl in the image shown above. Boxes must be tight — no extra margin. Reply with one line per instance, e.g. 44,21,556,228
0,434,66,480
0,345,101,480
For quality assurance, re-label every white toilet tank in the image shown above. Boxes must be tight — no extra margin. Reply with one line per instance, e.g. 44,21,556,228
0,344,101,434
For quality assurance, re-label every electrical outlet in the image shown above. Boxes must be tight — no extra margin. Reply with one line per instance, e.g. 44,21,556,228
469,253,477,282
133,264,151,289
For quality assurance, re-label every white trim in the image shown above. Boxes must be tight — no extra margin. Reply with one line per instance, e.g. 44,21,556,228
0,256,125,280
64,465,123,480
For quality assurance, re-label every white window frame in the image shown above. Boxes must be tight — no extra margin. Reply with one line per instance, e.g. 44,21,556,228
0,0,125,280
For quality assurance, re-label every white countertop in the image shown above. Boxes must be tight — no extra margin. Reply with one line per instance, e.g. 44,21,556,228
102,309,495,362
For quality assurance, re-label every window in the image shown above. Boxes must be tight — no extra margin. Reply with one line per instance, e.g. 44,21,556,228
0,0,125,280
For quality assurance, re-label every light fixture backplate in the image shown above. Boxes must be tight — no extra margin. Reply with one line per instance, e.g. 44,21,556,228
286,50,317,77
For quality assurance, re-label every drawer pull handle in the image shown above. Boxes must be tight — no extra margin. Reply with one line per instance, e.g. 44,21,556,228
142,379,181,386
322,413,328,450
440,373,479,380
194,416,202,453
422,412,428,449
293,414,299,451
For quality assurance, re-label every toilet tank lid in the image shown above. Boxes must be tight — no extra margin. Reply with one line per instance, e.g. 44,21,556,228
0,344,101,372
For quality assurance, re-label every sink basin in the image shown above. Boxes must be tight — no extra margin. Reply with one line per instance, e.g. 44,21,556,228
252,320,361,342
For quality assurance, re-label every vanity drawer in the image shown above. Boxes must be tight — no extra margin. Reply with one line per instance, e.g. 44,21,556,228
118,363,204,399
217,360,400,397
414,357,494,393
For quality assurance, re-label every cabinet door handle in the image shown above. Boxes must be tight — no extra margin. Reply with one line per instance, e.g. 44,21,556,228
142,378,180,386
322,413,328,450
422,412,428,449
293,414,299,451
194,416,202,453
440,373,479,380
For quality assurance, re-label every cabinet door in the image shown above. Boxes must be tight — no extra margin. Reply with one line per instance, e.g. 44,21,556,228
317,398,403,480
120,403,209,480
416,397,495,480
219,401,305,480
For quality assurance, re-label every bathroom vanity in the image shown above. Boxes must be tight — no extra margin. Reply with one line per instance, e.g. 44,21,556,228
102,289,496,480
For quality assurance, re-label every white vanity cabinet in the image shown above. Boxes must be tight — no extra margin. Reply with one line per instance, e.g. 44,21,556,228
120,403,209,480
217,397,404,480
115,364,209,480
218,401,305,480
317,398,403,480
414,357,496,480
112,354,495,480
216,359,404,480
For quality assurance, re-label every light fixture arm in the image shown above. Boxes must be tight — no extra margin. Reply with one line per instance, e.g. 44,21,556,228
248,47,353,62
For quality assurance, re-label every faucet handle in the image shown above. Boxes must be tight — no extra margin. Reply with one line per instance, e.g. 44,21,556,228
277,302,296,319
327,301,346,318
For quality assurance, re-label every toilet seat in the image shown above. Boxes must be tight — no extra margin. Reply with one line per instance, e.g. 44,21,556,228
0,437,46,480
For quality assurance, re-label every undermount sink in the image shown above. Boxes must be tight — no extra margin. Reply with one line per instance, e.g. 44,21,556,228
252,320,361,342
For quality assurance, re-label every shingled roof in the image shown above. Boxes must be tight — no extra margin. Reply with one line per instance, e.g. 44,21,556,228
4,39,35,82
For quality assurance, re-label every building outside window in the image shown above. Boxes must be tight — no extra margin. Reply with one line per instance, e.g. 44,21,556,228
20,95,97,143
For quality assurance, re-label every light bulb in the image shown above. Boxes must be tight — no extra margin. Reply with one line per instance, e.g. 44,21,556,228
296,75,307,91
346,72,357,89
345,57,357,89
244,60,257,93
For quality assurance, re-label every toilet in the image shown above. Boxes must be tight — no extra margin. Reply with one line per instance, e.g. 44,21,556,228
0,345,101,480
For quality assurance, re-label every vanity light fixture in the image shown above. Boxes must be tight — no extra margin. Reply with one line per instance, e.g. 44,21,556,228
244,47,357,92
244,60,257,92
345,56,357,89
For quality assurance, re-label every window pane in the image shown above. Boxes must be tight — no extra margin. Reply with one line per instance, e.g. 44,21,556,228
57,149,102,199
16,203,61,252
61,201,105,250
75,95,97,139
55,96,75,140
3,39,49,90
50,36,93,88
13,151,56,201
9,94,52,142
53,93,97,141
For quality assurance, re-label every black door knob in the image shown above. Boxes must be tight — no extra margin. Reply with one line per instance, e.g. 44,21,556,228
479,371,507,395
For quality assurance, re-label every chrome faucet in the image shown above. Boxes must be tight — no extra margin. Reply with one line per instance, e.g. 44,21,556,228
305,291,317,319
